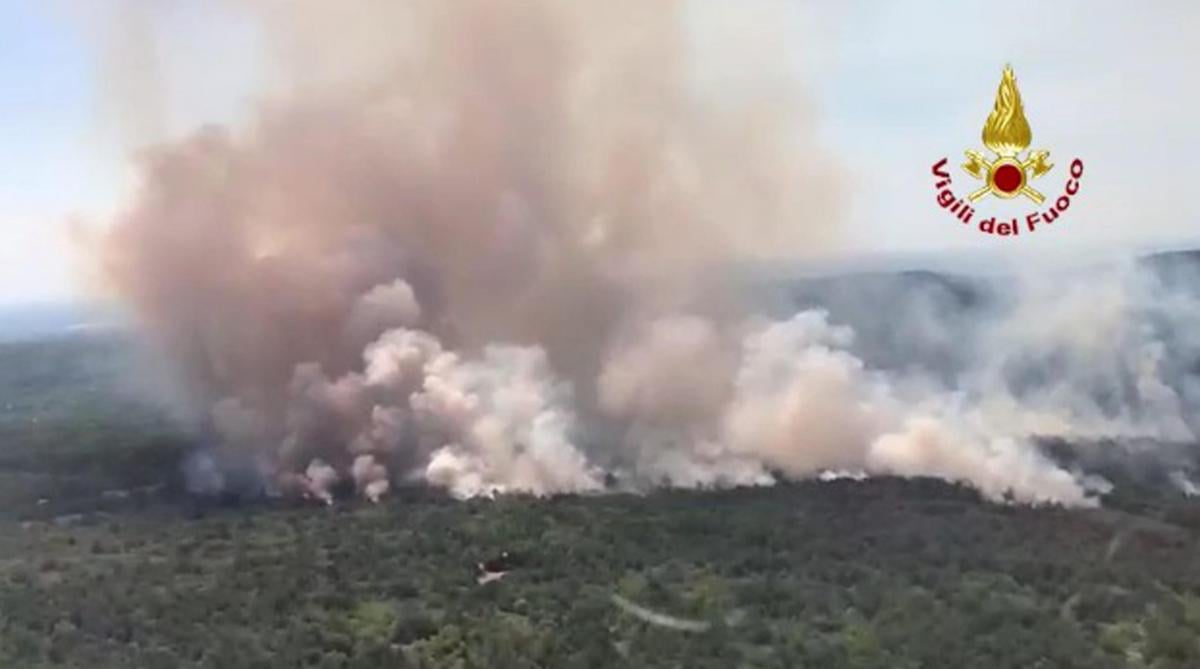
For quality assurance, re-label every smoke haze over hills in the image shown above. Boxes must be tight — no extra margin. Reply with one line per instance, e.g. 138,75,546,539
87,1,1200,507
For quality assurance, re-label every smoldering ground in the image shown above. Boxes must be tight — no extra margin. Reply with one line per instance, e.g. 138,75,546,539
87,1,1200,508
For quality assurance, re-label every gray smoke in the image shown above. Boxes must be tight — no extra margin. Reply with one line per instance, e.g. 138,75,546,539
90,1,1200,507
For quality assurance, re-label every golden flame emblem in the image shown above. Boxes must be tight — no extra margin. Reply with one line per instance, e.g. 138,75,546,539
962,65,1052,203
982,65,1031,156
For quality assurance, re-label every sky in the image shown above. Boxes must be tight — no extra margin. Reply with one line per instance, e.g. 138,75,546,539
1,0,1199,304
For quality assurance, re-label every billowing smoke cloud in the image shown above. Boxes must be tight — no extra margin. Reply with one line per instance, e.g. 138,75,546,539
352,454,389,503
92,0,1200,508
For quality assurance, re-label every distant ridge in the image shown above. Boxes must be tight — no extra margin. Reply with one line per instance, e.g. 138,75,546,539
0,301,127,342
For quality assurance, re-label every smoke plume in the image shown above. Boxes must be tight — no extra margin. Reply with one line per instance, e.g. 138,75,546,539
93,1,1200,508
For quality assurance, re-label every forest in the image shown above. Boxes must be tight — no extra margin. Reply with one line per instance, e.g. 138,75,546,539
2,332,1200,668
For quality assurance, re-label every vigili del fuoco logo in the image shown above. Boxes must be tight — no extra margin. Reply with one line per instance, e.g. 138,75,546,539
931,65,1083,237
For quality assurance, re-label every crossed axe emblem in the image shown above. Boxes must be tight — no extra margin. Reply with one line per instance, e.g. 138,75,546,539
961,148,1053,204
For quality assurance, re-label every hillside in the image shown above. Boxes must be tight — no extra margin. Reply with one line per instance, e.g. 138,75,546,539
0,332,1198,667
4,251,1200,667
4,472,1200,667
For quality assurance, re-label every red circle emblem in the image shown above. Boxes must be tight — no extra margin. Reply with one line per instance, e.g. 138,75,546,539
992,164,1023,193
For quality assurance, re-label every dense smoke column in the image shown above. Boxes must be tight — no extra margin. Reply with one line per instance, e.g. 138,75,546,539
93,1,1200,507
96,0,846,501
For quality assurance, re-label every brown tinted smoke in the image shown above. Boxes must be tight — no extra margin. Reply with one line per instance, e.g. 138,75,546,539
96,1,1156,506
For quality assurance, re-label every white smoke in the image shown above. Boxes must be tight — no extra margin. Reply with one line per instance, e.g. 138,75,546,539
867,419,1094,507
352,454,390,503
1169,470,1200,497
346,279,422,346
412,343,603,498
87,0,1200,508
183,452,225,496
302,459,339,505
962,264,1198,443
598,310,1102,506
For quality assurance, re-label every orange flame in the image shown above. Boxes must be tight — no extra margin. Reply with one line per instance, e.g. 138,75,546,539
981,65,1031,157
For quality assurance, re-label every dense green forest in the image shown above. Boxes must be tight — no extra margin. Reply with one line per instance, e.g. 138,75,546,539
2,334,1200,668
